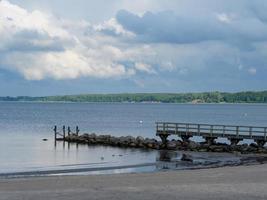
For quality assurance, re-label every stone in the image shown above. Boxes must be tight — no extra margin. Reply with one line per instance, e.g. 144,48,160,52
147,143,154,148
88,133,97,139
250,143,259,148
166,141,178,150
209,145,225,152
136,136,145,143
188,141,200,150
129,143,137,148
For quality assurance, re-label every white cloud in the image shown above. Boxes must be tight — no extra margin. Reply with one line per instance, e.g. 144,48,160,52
94,18,135,37
135,62,156,74
1,0,267,84
216,13,233,23
248,67,257,75
0,0,149,80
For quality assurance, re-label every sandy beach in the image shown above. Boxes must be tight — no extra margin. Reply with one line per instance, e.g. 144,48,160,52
0,164,267,200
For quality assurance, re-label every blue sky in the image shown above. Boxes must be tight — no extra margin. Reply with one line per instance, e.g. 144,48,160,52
0,0,267,96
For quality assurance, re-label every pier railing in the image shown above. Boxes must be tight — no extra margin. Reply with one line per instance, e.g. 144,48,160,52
156,122,267,142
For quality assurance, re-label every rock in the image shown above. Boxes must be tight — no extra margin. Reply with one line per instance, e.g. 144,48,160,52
209,145,225,152
119,136,135,145
97,135,111,144
247,146,258,153
110,136,119,145
181,154,193,162
144,138,157,148
136,136,145,143
188,141,200,150
76,136,88,143
250,143,258,148
166,141,178,150
80,133,89,139
129,142,137,148
88,133,97,139
258,148,267,154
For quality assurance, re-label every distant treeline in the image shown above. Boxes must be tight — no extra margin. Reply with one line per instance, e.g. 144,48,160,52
1,91,267,103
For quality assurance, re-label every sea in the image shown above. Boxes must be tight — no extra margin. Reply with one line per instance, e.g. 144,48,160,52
0,102,266,177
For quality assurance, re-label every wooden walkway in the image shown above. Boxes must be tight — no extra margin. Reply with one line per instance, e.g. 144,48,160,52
156,122,267,146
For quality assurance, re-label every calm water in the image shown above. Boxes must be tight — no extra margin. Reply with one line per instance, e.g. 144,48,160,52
0,102,266,176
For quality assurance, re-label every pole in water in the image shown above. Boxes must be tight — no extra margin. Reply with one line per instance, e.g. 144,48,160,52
54,125,57,141
76,126,80,136
63,125,66,140
68,126,71,136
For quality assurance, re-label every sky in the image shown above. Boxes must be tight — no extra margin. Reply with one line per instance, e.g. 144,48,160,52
0,0,267,96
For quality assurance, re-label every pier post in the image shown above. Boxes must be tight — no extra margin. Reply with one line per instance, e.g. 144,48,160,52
159,134,169,147
76,126,80,136
54,125,57,141
63,126,66,140
68,126,71,136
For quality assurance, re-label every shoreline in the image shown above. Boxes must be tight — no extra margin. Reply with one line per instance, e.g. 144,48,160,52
1,164,267,200
1,100,267,105
1,152,266,179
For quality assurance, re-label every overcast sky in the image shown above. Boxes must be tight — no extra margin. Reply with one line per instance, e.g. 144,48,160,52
0,0,267,96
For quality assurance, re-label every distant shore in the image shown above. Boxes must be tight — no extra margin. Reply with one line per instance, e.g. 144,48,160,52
1,91,267,103
1,164,267,200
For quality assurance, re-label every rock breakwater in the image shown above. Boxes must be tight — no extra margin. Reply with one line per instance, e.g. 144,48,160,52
61,133,267,154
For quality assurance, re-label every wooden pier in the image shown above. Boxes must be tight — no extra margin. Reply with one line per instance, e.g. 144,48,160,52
54,125,80,141
156,122,267,147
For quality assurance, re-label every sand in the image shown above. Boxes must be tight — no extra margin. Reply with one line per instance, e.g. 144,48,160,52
0,164,267,200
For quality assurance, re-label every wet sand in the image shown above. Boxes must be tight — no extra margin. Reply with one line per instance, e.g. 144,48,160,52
0,164,267,200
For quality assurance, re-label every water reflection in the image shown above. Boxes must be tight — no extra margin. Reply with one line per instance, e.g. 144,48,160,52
155,150,241,170
157,150,180,162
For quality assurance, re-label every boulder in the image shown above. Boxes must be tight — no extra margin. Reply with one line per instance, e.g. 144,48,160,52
88,133,97,139
110,136,119,146
209,145,225,152
250,143,259,148
129,142,137,148
188,141,200,150
136,136,145,144
80,133,89,139
166,141,178,150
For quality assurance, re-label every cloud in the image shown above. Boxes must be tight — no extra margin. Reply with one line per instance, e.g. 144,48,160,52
134,62,156,74
94,18,135,37
216,13,234,24
248,67,257,75
0,0,141,80
0,0,267,91
116,9,267,45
